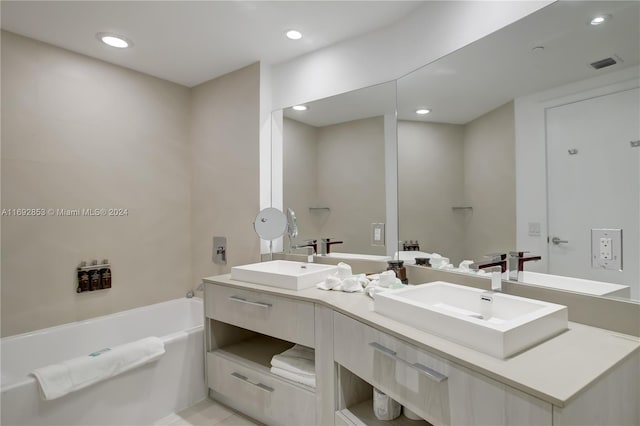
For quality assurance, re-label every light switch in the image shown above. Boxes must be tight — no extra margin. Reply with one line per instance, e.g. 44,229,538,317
528,222,541,237
591,229,622,271
371,223,385,246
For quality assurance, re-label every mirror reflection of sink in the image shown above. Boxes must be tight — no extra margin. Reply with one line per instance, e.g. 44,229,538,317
323,252,391,262
520,272,631,298
230,260,338,290
374,281,568,358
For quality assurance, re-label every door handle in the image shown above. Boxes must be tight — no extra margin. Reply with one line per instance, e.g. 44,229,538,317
551,237,569,245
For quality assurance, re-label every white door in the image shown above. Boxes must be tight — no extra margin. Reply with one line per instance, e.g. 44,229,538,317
546,87,639,298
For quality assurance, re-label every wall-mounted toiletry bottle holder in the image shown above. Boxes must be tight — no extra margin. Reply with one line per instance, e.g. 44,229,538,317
77,260,111,293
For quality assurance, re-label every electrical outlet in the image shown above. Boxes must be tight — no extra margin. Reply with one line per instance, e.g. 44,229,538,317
591,229,622,271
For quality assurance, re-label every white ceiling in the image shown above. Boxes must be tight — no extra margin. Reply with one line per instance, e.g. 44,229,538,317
397,0,640,124
0,1,424,87
282,1,639,127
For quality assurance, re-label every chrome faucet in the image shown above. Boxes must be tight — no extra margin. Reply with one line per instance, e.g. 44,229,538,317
291,239,317,254
470,253,507,292
508,251,542,281
319,238,343,255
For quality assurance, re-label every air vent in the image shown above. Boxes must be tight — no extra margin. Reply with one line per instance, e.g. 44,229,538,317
590,57,617,69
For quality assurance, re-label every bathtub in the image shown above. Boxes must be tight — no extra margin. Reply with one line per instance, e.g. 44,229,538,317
1,297,206,426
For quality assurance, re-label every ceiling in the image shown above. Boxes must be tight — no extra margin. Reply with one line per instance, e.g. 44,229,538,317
281,1,639,127
0,1,423,88
397,0,640,124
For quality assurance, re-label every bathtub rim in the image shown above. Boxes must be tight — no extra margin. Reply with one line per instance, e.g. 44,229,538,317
1,297,203,392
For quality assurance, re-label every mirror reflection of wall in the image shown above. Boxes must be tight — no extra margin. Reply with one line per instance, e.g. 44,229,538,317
398,101,515,265
280,81,396,256
284,116,386,255
397,0,639,300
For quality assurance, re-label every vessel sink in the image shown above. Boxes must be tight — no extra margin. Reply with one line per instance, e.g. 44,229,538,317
230,260,338,290
374,281,568,358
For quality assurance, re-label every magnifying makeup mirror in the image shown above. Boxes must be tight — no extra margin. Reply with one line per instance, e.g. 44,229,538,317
254,208,288,258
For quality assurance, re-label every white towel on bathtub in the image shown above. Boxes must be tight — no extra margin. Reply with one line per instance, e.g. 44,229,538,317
31,336,165,400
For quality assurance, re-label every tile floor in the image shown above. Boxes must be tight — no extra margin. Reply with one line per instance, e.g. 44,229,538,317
154,398,262,426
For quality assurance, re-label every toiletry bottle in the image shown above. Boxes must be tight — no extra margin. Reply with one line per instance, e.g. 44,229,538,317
89,269,101,290
77,261,89,293
386,260,408,284
100,259,112,289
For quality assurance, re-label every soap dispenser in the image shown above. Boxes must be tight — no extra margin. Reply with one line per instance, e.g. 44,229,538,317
99,260,112,289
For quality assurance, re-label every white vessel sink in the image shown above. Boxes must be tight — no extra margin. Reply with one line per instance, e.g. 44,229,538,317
231,260,338,290
374,281,568,358
520,271,630,298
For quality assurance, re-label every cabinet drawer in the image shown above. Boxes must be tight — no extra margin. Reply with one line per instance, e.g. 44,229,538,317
205,283,315,347
334,312,449,425
207,351,316,426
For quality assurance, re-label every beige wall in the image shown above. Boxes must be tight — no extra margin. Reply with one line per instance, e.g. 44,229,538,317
1,32,192,336
398,120,466,262
462,101,516,261
398,101,515,265
1,33,261,337
189,63,261,283
283,118,319,244
283,116,386,255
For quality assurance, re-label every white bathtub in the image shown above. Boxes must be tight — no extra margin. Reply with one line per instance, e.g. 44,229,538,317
1,297,206,426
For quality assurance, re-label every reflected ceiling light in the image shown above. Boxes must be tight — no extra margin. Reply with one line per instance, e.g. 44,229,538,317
97,32,132,48
416,109,431,115
292,105,308,111
589,14,611,26
286,30,303,40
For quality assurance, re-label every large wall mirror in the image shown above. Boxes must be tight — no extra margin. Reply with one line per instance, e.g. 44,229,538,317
276,81,398,257
397,1,639,300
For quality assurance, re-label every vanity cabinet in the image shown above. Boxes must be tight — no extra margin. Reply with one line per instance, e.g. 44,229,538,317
205,283,318,425
205,283,315,347
334,312,552,426
204,277,639,426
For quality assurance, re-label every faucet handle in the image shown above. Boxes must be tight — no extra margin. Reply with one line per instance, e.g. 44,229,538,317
484,252,507,261
509,251,530,258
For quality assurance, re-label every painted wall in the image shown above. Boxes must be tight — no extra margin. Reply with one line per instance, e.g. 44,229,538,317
462,101,516,262
271,1,552,109
283,118,319,244
398,102,515,265
398,120,465,262
1,33,262,337
1,32,192,336
284,117,386,255
189,63,261,285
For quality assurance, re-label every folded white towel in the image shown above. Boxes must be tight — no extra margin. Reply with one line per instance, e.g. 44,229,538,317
270,367,316,388
336,262,352,278
31,337,165,400
271,344,315,376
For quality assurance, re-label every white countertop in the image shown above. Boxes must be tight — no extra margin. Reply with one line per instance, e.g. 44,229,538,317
203,274,640,407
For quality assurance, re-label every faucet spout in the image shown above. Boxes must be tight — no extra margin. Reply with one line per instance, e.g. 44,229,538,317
508,251,542,281
291,239,317,254
471,253,507,292
320,238,343,255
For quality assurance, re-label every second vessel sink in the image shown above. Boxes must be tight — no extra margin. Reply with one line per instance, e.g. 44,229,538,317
231,260,338,290
374,281,568,358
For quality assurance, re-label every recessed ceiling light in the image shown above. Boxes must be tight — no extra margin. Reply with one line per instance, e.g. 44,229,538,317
96,32,132,49
416,109,431,115
292,105,308,111
589,14,611,26
286,30,303,40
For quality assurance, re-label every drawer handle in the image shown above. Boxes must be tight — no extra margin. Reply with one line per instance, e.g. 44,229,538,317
369,342,448,383
228,295,272,309
230,372,275,393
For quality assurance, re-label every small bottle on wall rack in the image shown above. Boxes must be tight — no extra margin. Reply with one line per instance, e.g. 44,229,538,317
100,259,112,289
